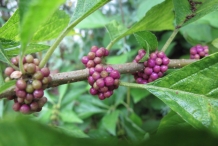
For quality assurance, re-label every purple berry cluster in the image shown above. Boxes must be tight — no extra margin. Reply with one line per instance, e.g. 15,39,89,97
133,49,170,84
81,46,120,100
81,46,109,68
4,55,51,114
190,44,209,59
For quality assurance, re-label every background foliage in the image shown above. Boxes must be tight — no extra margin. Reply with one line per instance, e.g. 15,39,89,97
1,0,218,145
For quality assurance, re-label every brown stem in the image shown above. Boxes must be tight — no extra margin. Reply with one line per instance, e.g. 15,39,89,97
0,59,197,99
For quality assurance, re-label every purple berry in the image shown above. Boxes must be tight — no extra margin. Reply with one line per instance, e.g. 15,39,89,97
89,67,95,75
41,67,50,77
4,67,15,77
33,89,44,98
92,72,100,80
16,90,26,98
155,58,162,65
147,59,156,68
150,73,158,80
150,52,157,59
153,65,161,73
16,79,27,90
104,91,113,98
88,76,95,85
87,52,96,60
144,67,153,75
81,56,89,64
20,104,30,114
96,49,104,57
98,93,105,100
105,77,114,86
91,46,98,53
95,64,104,73
90,88,98,95
162,57,170,65
86,60,95,68
161,65,168,72
105,66,113,73
13,102,22,111
110,70,120,79
96,78,105,88
94,57,102,64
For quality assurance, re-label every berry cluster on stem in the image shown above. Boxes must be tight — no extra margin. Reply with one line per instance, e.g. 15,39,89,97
190,44,209,59
4,54,51,114
133,49,170,84
81,46,120,100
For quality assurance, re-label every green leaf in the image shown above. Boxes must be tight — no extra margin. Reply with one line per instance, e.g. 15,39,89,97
75,101,107,119
127,0,174,33
130,88,150,103
0,64,5,85
180,22,212,44
136,0,164,20
105,20,128,41
120,115,146,142
157,111,193,134
129,112,143,127
0,38,19,49
212,38,218,49
0,10,19,41
5,44,50,57
143,52,218,133
0,80,16,95
0,45,11,64
70,0,110,24
105,0,174,49
31,10,70,42
133,31,158,61
19,0,65,54
0,116,121,146
76,10,108,29
60,110,83,123
173,0,218,26
102,110,120,136
58,84,68,102
57,124,89,138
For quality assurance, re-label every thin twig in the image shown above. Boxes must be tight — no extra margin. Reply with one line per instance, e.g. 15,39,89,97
0,59,198,99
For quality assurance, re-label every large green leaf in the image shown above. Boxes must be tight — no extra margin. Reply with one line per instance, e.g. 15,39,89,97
136,0,164,20
146,52,218,133
127,0,174,33
5,44,50,57
105,0,174,49
105,20,128,41
70,0,110,24
102,110,120,136
173,0,218,26
0,80,16,95
0,116,129,146
122,52,218,133
0,64,4,85
0,10,19,41
31,10,70,42
0,45,11,64
19,0,65,54
157,111,193,134
76,10,108,29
